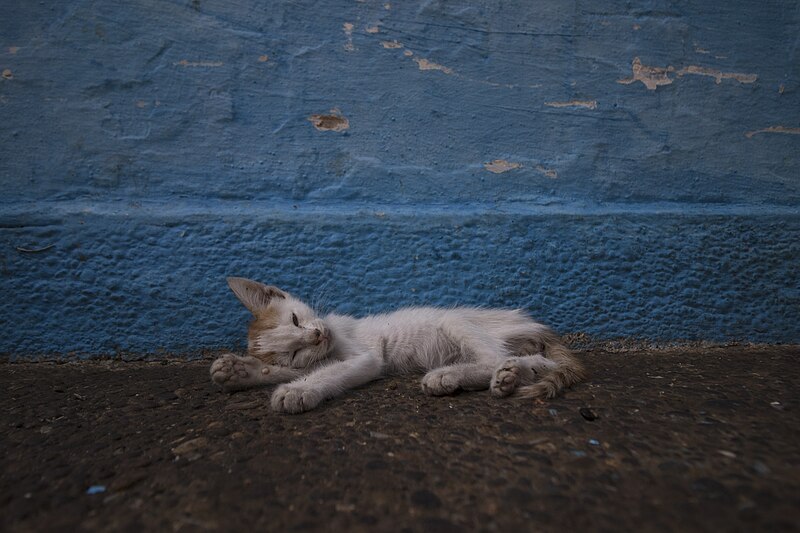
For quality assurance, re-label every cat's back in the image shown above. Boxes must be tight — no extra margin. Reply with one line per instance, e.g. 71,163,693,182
354,305,533,332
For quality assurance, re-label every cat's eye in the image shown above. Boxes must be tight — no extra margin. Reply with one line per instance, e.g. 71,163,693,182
291,313,299,327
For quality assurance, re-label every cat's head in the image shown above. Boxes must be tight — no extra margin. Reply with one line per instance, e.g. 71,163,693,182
227,277,332,368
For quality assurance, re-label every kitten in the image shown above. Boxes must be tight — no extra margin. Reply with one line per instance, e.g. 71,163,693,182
210,277,586,414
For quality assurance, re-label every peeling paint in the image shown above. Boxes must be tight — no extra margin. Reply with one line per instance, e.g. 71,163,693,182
308,109,350,132
2,69,13,80
545,100,597,110
535,165,558,179
484,160,521,173
384,3,391,9
676,65,757,84
174,59,223,68
258,55,269,62
135,100,148,108
744,126,800,138
414,58,454,75
343,22,355,52
373,31,541,89
619,57,757,90
366,25,381,34
618,58,674,90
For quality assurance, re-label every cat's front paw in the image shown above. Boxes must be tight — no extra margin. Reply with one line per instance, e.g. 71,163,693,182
210,353,263,392
421,368,461,396
271,383,323,414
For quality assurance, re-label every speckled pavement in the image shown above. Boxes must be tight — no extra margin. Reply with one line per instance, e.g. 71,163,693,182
3,346,799,532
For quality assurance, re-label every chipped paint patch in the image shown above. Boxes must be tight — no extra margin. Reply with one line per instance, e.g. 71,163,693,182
373,33,540,89
258,55,269,63
414,58,454,75
676,65,757,85
174,59,223,67
308,109,350,132
484,160,521,174
366,25,381,34
545,100,597,110
535,165,558,179
343,22,355,52
745,126,800,138
618,58,674,90
135,100,148,108
2,69,13,80
619,57,757,90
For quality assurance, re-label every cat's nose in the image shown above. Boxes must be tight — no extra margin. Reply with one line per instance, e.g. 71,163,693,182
314,328,322,338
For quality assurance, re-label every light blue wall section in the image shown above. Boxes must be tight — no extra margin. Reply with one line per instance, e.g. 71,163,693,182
1,1,798,355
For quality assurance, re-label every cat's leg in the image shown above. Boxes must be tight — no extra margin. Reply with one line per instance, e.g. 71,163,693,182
490,354,559,397
210,353,301,392
271,353,383,414
421,363,496,396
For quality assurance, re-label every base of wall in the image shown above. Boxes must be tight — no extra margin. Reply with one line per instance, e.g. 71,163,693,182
2,201,798,355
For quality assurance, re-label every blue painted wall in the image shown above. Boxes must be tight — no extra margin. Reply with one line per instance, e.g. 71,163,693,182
1,0,798,355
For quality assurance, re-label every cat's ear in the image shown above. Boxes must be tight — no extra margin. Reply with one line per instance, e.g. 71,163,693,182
227,277,287,315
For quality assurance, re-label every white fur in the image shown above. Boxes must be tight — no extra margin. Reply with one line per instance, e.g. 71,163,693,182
211,278,585,413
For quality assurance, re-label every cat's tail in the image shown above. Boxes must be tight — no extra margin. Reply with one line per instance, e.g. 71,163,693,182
518,332,586,399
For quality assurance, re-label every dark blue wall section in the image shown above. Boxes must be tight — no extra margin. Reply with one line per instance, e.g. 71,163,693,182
1,1,798,355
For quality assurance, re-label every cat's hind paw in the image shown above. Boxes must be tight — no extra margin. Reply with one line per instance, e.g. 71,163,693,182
271,383,323,414
491,361,521,397
210,353,263,392
421,368,461,396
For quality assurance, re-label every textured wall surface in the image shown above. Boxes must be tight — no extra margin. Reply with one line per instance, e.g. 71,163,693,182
1,0,798,355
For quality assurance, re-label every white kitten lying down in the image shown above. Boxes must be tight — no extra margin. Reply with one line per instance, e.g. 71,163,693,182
211,277,586,414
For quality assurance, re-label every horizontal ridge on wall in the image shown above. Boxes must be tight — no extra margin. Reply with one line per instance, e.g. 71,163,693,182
1,202,798,356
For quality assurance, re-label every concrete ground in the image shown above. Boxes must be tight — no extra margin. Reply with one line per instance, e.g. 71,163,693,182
2,346,799,532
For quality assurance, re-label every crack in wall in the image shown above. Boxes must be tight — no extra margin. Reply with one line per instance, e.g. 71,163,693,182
174,59,224,68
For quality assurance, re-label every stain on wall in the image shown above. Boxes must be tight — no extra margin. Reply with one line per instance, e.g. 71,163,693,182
0,0,798,354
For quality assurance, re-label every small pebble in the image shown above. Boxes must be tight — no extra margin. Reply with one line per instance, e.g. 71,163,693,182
580,407,598,421
86,485,106,495
589,439,600,446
